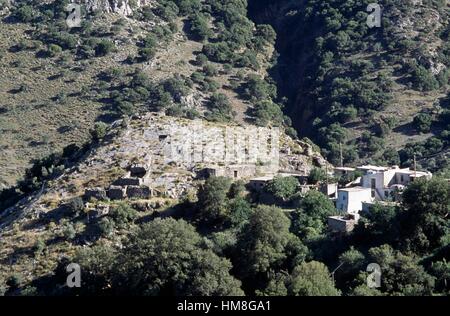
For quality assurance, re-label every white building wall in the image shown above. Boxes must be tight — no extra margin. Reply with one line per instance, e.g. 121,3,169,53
337,189,373,218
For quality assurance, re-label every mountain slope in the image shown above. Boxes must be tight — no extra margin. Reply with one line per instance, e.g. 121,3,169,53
248,0,450,172
0,0,278,189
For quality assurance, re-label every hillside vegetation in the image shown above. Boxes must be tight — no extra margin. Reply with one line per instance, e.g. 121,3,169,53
0,0,282,189
0,0,448,297
249,0,450,173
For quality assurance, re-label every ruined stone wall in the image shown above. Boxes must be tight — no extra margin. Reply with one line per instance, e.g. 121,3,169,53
159,120,280,173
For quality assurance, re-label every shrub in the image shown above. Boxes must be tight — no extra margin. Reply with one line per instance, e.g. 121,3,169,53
413,113,432,133
62,222,76,240
33,239,46,258
90,122,109,141
203,64,218,76
109,202,138,227
97,217,115,237
13,5,35,23
410,65,439,91
189,13,212,41
67,197,84,216
195,53,208,66
95,40,115,57
308,168,327,184
47,44,62,57
206,93,234,122
138,47,156,62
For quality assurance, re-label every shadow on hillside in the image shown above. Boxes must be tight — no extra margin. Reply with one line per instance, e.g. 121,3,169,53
393,122,418,136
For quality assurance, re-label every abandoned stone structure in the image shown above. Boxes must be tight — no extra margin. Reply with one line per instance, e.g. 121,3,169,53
81,113,324,202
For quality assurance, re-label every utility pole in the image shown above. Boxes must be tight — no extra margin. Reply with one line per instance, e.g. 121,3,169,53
331,262,344,284
339,142,344,168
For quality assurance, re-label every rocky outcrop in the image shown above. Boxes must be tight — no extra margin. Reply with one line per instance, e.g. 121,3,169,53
81,0,153,16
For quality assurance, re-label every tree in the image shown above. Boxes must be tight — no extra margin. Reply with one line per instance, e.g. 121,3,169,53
255,273,288,296
400,178,449,253
294,190,336,219
228,180,246,199
72,244,118,295
189,13,212,41
14,5,35,22
255,24,276,45
413,113,433,133
115,218,244,295
237,205,292,277
430,259,450,293
196,176,232,225
411,65,439,91
252,101,284,127
228,197,253,227
350,284,383,296
291,190,336,240
364,202,399,243
287,261,340,296
266,176,299,201
336,247,366,291
184,249,244,296
368,245,435,295
206,93,234,122
242,75,276,101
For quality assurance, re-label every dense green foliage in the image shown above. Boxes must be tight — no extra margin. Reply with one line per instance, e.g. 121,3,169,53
1,0,449,298
249,0,449,167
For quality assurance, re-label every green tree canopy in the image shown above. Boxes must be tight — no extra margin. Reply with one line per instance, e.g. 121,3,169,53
116,218,244,296
287,261,340,296
266,176,299,201
196,176,232,225
400,178,450,253
237,205,292,277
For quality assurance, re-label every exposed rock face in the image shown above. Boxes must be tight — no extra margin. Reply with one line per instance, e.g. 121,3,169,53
81,0,153,16
387,0,446,75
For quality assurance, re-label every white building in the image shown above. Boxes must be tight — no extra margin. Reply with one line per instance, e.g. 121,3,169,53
336,187,373,220
357,165,432,201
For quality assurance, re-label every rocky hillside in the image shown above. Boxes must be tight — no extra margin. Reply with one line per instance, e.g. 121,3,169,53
0,112,327,284
248,0,450,173
0,0,279,189
0,0,448,298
